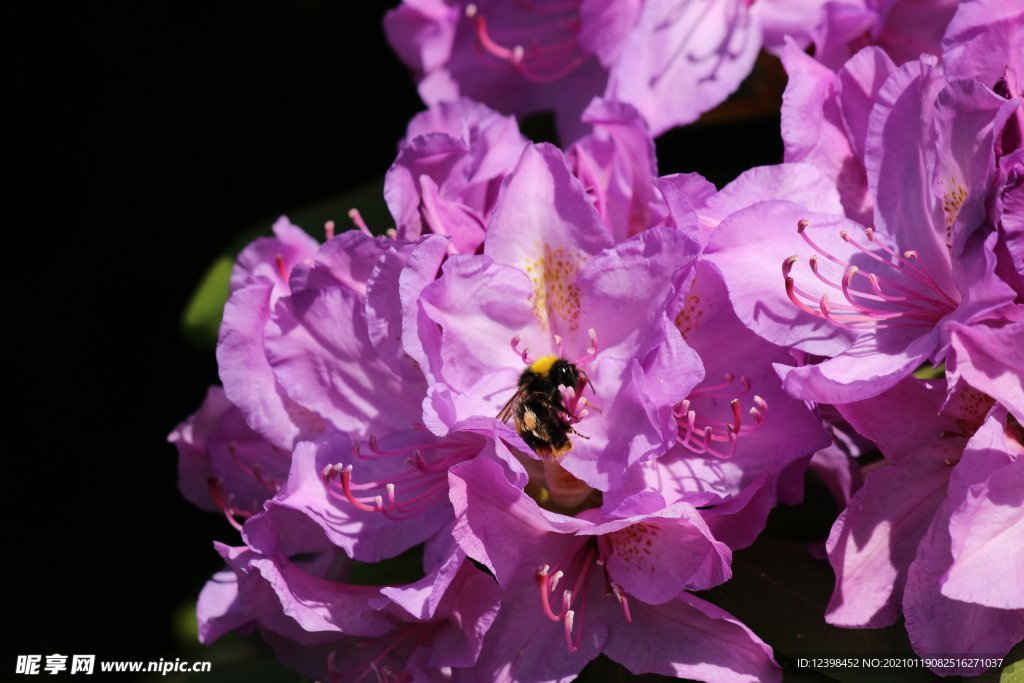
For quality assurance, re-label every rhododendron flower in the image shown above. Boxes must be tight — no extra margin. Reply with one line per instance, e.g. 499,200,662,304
707,57,1020,406
448,456,782,683
385,97,529,253
217,217,323,451
259,229,433,440
199,512,499,681
825,378,1024,675
567,98,665,241
809,0,958,70
412,142,703,490
262,421,527,565
384,0,826,139
605,261,832,548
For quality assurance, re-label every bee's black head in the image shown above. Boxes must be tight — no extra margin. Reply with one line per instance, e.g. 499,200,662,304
550,359,581,389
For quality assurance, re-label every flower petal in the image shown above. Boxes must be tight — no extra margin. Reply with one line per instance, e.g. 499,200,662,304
824,446,953,628
603,591,781,683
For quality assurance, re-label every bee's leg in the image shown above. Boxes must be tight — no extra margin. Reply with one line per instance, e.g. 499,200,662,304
568,425,589,440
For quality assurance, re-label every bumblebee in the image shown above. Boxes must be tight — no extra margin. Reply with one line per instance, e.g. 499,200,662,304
498,355,590,457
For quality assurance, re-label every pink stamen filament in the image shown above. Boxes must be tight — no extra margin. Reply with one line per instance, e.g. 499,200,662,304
274,254,288,281
537,566,568,621
510,335,531,364
534,534,648,652
207,478,253,532
572,327,599,369
466,3,589,84
324,435,478,518
611,582,632,624
783,220,958,330
674,376,767,459
324,220,336,241
227,441,282,492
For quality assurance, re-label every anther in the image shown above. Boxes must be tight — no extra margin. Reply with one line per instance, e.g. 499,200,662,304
611,582,633,624
324,220,336,241
564,610,578,653
348,208,372,236
511,335,531,364
797,219,810,233
586,327,598,355
782,255,798,278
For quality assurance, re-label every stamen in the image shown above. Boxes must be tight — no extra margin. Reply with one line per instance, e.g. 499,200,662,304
207,478,250,532
536,565,566,621
348,208,372,236
549,570,563,594
675,378,767,459
467,3,589,85
338,466,382,512
783,219,958,330
324,220,335,241
611,582,632,624
563,610,577,653
510,335,531,364
274,254,288,281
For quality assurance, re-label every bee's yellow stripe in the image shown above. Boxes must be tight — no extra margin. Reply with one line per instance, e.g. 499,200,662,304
528,355,558,376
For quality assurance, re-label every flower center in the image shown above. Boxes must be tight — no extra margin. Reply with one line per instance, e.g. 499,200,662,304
207,440,288,531
783,219,959,331
535,536,631,653
524,243,585,333
322,432,481,520
466,2,590,84
674,373,767,459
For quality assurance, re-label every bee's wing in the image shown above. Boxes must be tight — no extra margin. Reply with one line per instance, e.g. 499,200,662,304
497,385,529,423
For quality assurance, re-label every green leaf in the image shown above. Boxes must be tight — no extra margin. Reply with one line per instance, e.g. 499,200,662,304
346,543,425,586
180,178,389,349
1000,641,1024,683
913,362,946,379
180,255,234,349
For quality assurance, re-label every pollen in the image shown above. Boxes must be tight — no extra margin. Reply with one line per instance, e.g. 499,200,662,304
524,243,584,332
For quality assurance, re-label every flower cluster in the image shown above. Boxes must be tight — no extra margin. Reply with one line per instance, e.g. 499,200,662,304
172,0,1022,679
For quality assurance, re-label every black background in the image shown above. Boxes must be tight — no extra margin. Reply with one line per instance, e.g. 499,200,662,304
6,2,782,678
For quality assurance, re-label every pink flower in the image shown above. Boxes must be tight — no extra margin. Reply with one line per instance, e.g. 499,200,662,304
384,0,822,138
385,97,528,253
448,456,782,682
826,378,1024,675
